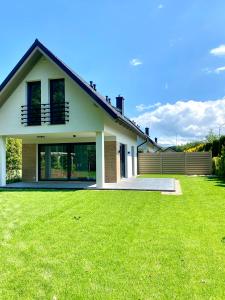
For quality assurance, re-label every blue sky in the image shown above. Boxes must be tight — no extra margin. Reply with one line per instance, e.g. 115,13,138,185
1,0,225,144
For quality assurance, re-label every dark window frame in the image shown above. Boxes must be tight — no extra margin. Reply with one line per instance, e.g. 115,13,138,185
49,78,66,125
38,142,96,181
27,81,41,126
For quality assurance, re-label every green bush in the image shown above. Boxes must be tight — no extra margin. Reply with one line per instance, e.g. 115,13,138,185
212,139,220,157
212,157,220,175
6,138,22,182
219,136,225,155
185,143,205,152
212,147,225,177
204,142,212,152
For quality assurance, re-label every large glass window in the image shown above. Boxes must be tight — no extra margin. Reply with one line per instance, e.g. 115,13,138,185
50,79,65,124
27,81,41,125
39,144,68,180
70,144,96,180
39,143,96,181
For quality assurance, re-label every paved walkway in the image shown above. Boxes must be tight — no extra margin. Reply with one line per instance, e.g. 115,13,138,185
102,178,175,191
5,178,176,192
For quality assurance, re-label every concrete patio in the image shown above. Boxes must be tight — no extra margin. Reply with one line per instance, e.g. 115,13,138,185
4,177,176,192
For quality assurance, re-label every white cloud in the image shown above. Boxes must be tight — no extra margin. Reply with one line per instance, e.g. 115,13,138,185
214,66,225,74
136,102,161,112
132,99,225,145
158,4,164,9
203,66,225,74
210,45,225,56
130,58,142,66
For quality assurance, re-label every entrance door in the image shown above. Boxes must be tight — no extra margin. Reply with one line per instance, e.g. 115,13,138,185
120,143,126,178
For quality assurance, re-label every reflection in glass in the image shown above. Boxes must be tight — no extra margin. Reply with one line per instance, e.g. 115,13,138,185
27,81,41,125
50,79,65,124
39,143,96,180
40,144,68,180
70,144,96,180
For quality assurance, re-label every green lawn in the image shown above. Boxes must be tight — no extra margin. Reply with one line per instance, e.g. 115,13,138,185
0,175,225,299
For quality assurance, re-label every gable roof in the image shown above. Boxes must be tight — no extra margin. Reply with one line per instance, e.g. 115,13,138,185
0,39,151,140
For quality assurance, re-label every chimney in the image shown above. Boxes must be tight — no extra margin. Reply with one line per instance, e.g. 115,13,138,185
90,81,93,88
145,127,149,136
155,137,158,143
116,95,125,115
93,83,96,91
106,96,111,104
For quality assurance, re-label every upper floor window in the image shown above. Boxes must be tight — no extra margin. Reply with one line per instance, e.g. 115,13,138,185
27,81,41,126
50,79,65,125
22,79,68,126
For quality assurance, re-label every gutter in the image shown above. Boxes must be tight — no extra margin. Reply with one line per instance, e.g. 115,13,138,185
137,137,148,175
117,117,146,138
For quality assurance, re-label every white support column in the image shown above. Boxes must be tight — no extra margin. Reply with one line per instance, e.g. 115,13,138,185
96,131,105,188
0,136,6,187
35,144,39,182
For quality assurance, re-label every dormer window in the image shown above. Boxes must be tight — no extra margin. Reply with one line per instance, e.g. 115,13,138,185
27,81,41,125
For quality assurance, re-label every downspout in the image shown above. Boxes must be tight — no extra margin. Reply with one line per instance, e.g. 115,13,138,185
137,137,148,175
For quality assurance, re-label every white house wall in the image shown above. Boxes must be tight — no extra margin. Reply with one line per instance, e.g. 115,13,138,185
104,116,138,177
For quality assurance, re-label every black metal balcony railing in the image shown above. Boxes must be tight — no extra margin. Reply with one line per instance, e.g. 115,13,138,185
21,102,69,126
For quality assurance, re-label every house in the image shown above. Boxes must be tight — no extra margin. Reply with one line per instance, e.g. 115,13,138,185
138,134,161,153
0,39,157,187
156,146,177,153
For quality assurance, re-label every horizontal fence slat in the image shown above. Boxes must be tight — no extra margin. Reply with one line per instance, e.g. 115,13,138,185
138,152,212,175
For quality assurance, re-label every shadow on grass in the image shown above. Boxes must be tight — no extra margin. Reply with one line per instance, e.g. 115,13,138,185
205,176,225,188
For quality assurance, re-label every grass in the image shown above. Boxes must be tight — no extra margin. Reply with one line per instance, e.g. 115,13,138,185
0,175,225,299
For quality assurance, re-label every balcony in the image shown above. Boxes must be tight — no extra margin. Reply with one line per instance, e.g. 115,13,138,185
21,102,69,126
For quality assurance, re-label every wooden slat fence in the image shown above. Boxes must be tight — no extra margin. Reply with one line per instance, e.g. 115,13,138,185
138,152,212,175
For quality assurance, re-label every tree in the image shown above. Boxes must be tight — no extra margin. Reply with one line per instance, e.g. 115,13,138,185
205,129,218,143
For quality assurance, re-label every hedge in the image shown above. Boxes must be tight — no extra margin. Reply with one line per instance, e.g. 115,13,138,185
212,147,225,177
185,135,225,157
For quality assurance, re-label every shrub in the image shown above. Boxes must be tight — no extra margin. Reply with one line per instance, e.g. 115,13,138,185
212,147,225,177
185,143,205,152
204,142,212,152
6,138,22,182
218,135,225,155
212,139,220,157
212,157,220,175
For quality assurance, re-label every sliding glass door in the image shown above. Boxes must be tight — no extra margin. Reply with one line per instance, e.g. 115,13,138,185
39,144,68,180
39,143,96,181
70,144,96,180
